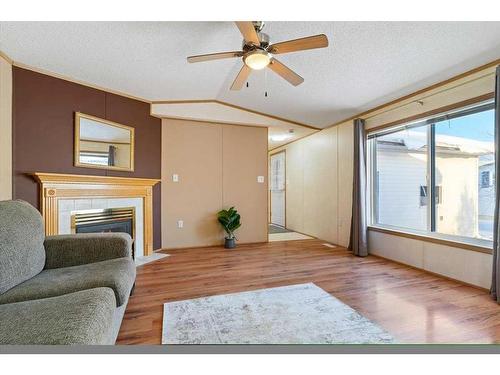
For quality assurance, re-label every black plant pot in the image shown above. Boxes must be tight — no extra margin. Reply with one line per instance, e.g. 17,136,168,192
224,237,236,249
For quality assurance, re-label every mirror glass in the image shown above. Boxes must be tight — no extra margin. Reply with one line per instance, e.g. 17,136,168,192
75,113,134,171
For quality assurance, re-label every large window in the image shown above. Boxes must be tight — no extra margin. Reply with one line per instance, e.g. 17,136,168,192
368,101,495,245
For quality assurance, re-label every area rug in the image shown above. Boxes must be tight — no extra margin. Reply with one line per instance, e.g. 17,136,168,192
162,283,394,344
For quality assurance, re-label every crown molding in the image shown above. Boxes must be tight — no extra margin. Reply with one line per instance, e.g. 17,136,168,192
0,50,13,65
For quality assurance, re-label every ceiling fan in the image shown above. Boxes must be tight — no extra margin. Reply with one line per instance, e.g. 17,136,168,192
187,21,329,90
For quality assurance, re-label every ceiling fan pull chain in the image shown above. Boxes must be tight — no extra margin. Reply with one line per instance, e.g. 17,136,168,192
264,67,269,98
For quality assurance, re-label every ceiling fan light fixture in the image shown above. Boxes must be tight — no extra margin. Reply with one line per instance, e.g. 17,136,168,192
186,22,330,90
244,50,271,70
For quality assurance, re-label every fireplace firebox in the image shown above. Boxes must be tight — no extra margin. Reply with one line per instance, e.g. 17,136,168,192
71,207,135,259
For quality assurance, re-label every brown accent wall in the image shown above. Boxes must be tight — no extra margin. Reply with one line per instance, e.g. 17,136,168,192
12,67,162,249
161,119,268,249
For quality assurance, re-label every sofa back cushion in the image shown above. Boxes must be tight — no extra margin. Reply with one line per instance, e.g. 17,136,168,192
0,200,46,294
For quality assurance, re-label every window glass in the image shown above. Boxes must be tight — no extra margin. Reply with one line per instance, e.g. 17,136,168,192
79,152,109,166
370,102,495,244
374,126,428,231
434,109,495,240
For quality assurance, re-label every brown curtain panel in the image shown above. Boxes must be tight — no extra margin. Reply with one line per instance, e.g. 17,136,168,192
350,118,368,256
491,65,500,303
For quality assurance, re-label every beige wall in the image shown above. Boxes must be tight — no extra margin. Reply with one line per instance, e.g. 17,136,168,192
0,55,12,200
369,231,492,289
270,121,353,247
161,119,268,249
222,125,268,244
270,61,497,288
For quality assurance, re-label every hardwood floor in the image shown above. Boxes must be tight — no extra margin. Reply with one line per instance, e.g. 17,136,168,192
117,239,500,344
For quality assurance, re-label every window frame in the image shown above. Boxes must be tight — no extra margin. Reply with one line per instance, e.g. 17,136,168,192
367,100,495,251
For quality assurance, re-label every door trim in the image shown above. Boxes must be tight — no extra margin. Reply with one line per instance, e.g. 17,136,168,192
269,150,286,228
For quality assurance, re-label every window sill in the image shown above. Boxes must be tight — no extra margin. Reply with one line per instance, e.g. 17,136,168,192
367,225,493,255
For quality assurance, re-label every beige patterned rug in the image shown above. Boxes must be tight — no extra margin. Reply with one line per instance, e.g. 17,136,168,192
162,283,395,344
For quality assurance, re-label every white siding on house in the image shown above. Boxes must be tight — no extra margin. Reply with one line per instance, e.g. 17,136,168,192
479,163,495,218
377,149,427,231
375,133,489,240
478,162,495,240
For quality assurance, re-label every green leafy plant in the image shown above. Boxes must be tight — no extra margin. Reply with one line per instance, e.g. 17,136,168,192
217,207,241,240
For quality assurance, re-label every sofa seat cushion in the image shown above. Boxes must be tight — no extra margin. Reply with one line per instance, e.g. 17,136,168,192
0,258,135,307
0,288,116,345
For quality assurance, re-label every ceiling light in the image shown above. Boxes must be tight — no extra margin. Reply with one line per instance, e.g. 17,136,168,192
244,50,271,70
269,134,293,142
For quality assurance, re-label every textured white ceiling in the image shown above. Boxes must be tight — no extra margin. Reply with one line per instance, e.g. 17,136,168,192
2,21,500,128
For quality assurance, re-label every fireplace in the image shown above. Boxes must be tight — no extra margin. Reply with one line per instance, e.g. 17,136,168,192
33,173,159,256
71,207,135,259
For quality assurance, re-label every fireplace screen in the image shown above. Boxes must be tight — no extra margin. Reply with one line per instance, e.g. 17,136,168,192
71,207,135,258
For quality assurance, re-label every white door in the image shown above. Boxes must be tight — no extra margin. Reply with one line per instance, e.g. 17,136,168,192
270,152,285,227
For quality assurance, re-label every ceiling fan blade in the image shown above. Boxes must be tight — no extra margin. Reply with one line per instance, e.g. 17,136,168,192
235,21,260,45
230,64,252,91
187,51,243,63
269,34,329,54
268,58,304,86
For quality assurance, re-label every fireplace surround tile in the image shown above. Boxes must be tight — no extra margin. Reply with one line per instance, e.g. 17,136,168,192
74,199,92,211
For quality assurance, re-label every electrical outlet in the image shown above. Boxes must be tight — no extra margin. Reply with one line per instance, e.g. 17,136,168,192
177,220,183,228
257,176,265,183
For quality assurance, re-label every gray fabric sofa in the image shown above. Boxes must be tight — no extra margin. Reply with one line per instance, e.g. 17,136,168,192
0,200,136,345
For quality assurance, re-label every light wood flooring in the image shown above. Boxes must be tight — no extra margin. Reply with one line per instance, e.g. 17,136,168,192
117,239,500,344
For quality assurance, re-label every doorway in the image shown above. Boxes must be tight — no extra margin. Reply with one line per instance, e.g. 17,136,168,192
270,151,286,227
268,150,314,242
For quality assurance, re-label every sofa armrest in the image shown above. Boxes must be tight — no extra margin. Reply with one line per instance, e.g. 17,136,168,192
44,233,133,269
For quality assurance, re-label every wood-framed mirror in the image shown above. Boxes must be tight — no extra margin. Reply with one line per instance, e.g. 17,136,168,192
74,112,135,172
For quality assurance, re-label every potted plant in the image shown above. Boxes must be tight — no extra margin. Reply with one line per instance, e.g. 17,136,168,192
217,207,241,249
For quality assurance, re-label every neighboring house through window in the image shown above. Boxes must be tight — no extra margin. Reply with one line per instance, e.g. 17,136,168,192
481,170,491,188
368,100,495,243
